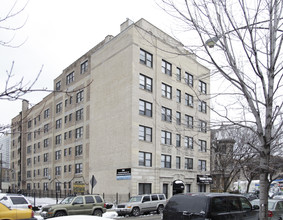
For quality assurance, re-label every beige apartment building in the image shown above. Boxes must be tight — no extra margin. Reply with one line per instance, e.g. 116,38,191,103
10,18,211,199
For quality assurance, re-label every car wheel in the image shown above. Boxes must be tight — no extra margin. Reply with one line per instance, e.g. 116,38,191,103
132,207,140,216
157,205,164,214
54,211,66,217
93,209,103,216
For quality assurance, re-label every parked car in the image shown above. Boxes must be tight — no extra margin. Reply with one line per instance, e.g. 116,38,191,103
0,193,32,209
273,192,283,199
162,193,259,220
251,199,283,220
40,194,106,218
0,202,36,220
243,193,258,201
116,193,166,216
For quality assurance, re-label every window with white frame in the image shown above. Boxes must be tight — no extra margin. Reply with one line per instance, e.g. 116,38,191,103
139,100,152,117
56,102,62,113
185,136,194,149
55,166,61,175
139,125,152,142
76,90,84,103
176,67,181,81
55,150,61,160
44,108,50,119
162,60,172,76
139,74,152,92
176,134,181,147
176,89,181,103
75,145,83,156
44,153,48,162
56,81,61,91
139,151,152,167
56,118,62,129
76,108,83,121
176,156,181,169
43,138,49,148
161,130,172,145
75,163,83,174
55,134,62,145
176,111,181,125
161,83,172,99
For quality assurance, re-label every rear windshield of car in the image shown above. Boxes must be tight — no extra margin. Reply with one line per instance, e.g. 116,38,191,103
166,195,208,213
10,197,28,205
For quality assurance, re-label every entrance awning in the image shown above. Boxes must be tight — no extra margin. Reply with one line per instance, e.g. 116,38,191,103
197,175,213,184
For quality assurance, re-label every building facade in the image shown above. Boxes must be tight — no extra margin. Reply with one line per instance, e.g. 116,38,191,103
10,19,210,199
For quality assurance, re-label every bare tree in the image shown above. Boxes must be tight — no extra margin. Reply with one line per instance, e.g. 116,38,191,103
159,0,283,219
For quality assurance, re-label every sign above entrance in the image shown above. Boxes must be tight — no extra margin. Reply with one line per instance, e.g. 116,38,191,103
116,168,131,180
197,175,213,184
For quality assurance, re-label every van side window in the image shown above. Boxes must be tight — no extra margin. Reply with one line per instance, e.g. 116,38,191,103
228,197,241,211
239,197,252,211
211,197,227,212
142,196,150,202
151,195,158,201
85,196,94,204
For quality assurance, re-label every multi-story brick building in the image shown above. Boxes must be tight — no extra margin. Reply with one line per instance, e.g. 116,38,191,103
10,18,211,199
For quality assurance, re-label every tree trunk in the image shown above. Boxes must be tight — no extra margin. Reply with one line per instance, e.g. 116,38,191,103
259,156,269,220
246,180,252,193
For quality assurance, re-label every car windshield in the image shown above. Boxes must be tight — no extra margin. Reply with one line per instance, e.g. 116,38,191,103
129,196,142,202
60,197,74,204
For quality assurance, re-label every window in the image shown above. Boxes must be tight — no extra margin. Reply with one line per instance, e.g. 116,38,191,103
198,160,206,171
139,125,152,142
161,130,172,145
176,111,181,125
176,134,181,147
76,108,83,121
199,120,207,133
185,93,194,107
185,136,194,149
55,166,61,175
75,127,83,139
75,163,83,174
44,124,49,133
161,154,171,168
44,109,49,119
76,90,84,103
56,102,62,113
27,171,31,178
43,168,48,177
139,100,152,117
27,158,31,166
27,132,32,141
139,151,152,167
66,72,74,85
55,134,62,145
43,138,49,148
176,156,181,169
69,147,72,155
198,101,207,113
176,89,181,103
80,60,88,74
56,119,62,129
161,106,172,122
43,182,48,191
75,145,83,156
44,153,48,162
185,72,194,87
140,49,153,67
139,74,152,92
186,184,191,193
28,120,32,128
55,150,61,160
162,60,172,76
56,81,61,91
64,165,67,173
161,83,172,99
139,183,152,195
176,67,181,81
85,196,95,204
27,146,31,154
185,158,193,169
69,165,72,172
198,140,207,152
199,80,207,94
185,115,194,128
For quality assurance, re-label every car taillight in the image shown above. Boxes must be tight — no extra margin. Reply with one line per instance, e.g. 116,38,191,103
28,204,33,209
268,210,273,217
32,211,35,218
104,203,106,208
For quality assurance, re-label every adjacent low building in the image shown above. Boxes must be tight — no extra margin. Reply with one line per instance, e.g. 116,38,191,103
10,18,211,200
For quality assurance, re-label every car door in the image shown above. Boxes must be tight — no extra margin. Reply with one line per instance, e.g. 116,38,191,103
274,200,283,220
69,196,85,215
239,197,258,220
210,197,230,220
84,196,95,215
140,195,151,213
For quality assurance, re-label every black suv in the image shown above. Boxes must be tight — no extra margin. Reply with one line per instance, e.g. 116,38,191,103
162,193,259,220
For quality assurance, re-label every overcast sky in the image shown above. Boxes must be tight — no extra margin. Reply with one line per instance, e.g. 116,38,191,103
0,0,179,126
